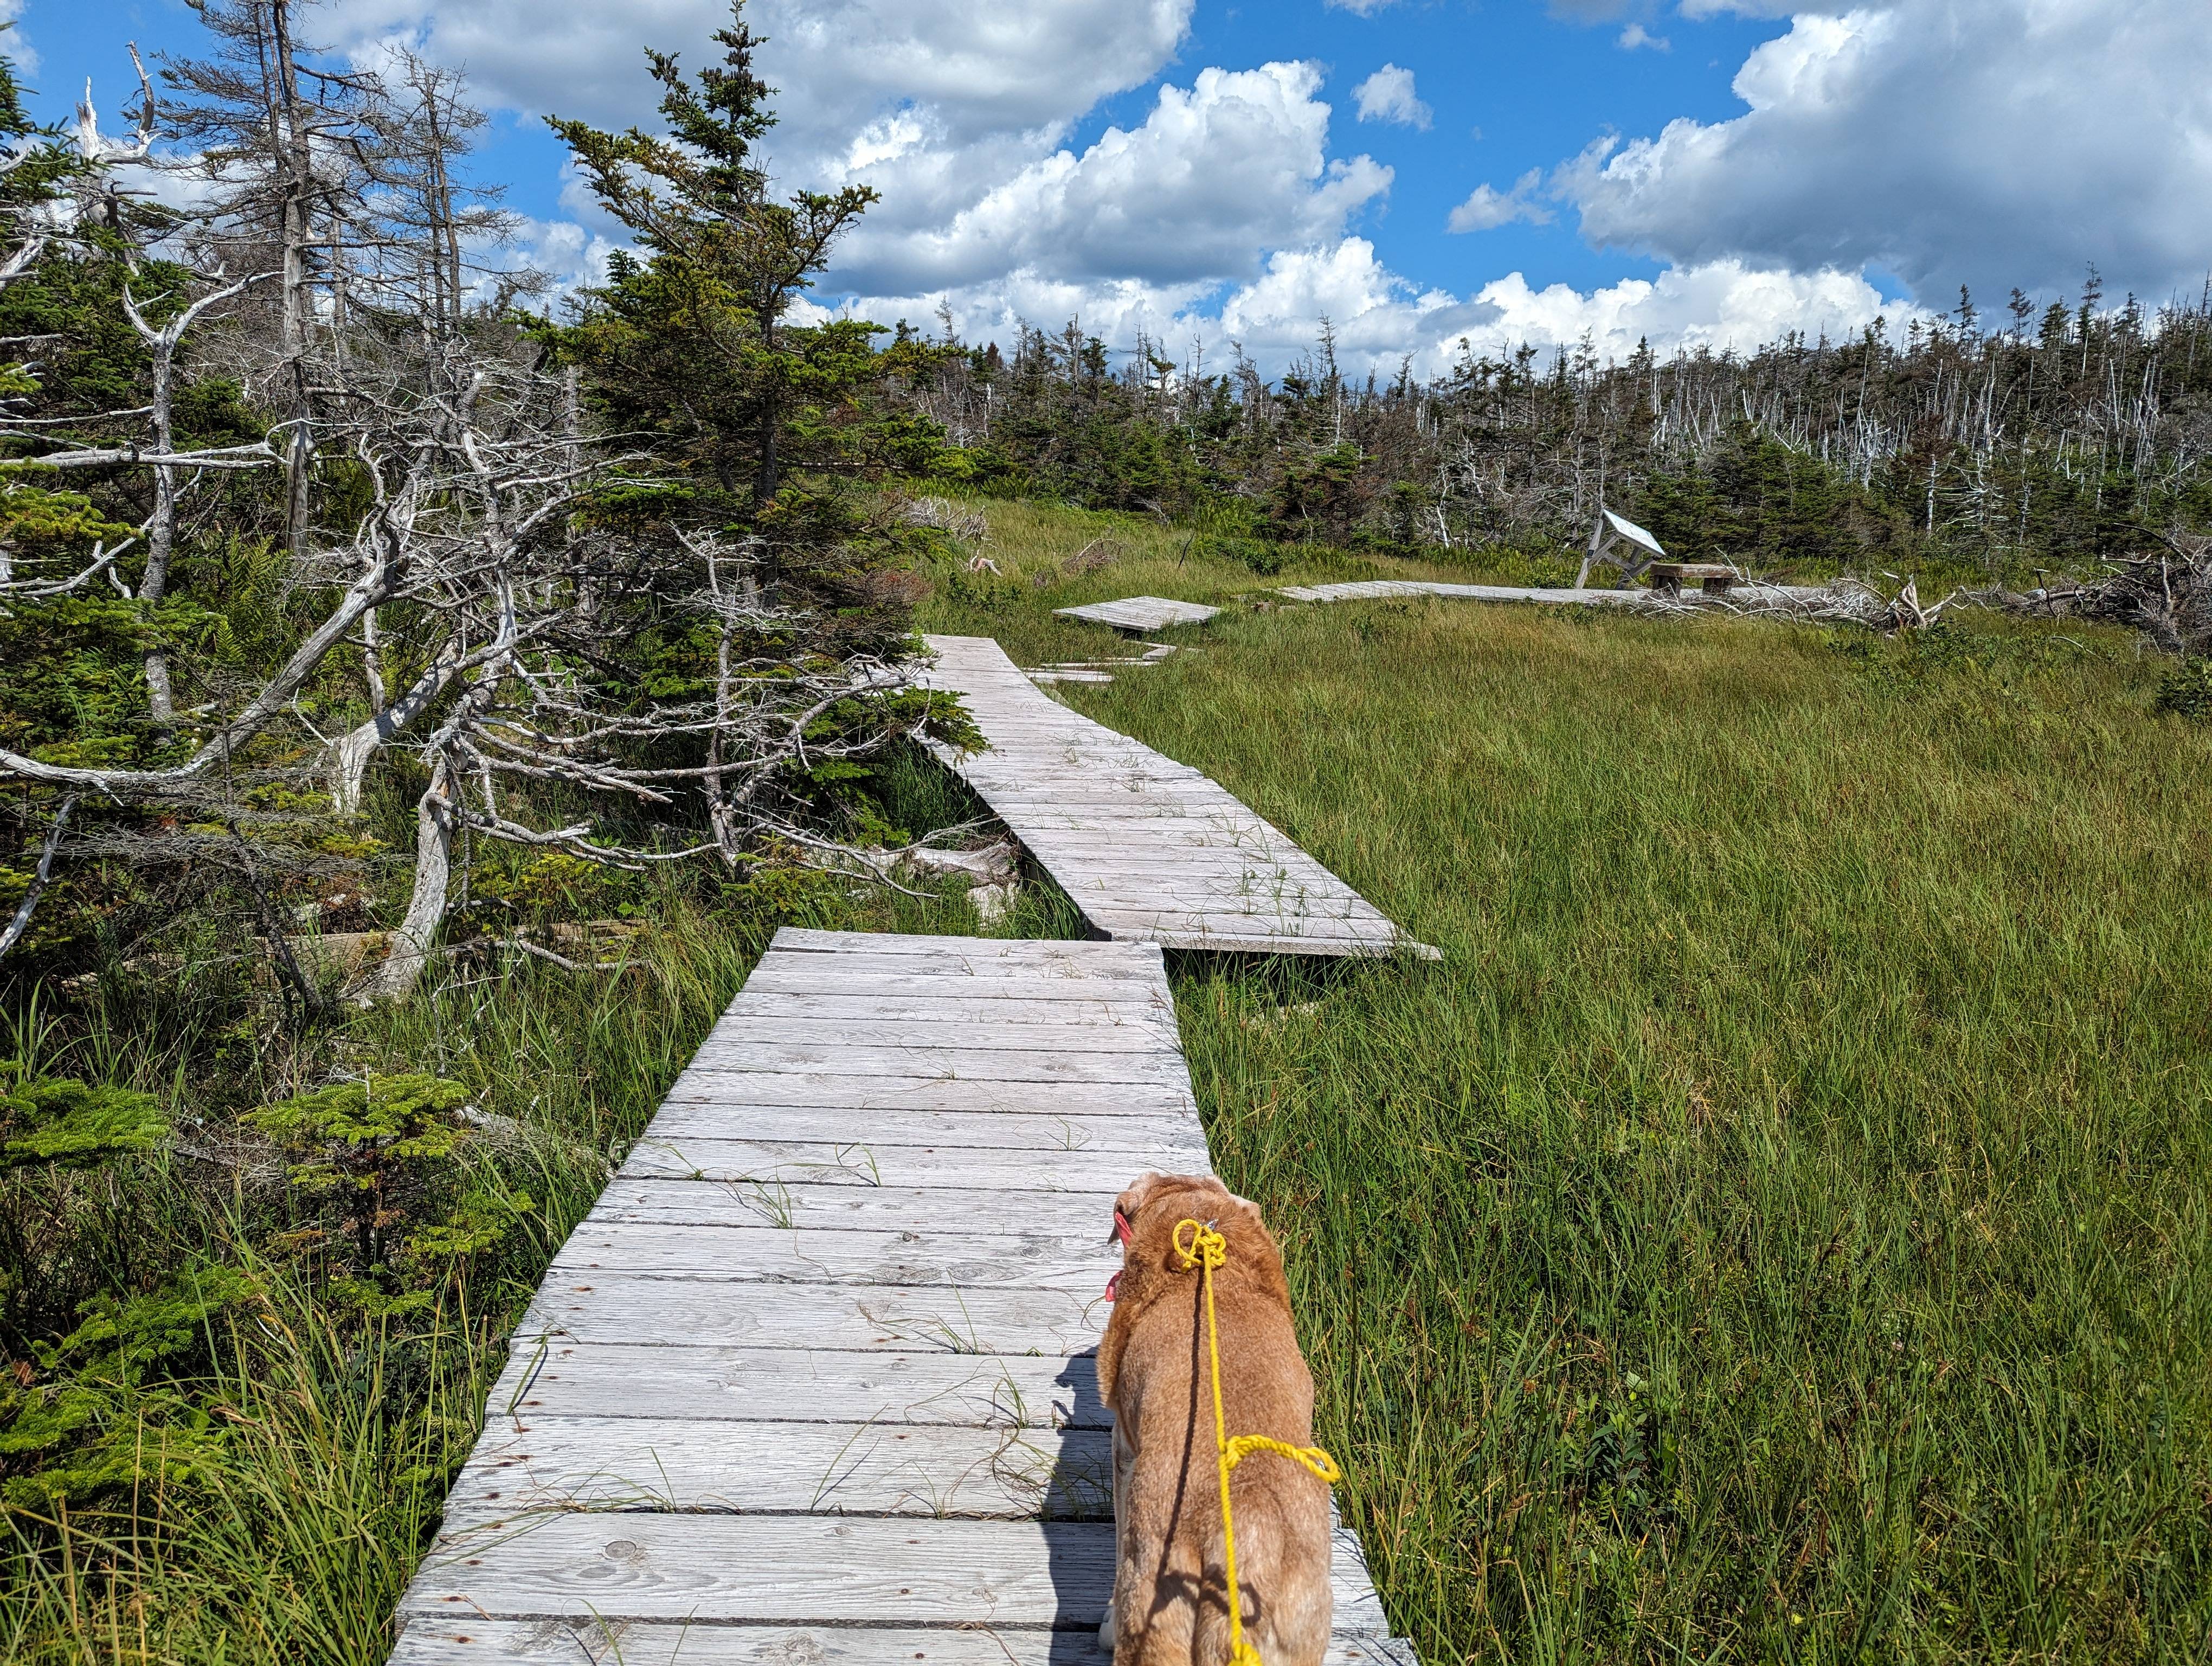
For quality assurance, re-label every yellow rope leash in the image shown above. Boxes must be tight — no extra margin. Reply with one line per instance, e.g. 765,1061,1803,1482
1171,1218,1341,1666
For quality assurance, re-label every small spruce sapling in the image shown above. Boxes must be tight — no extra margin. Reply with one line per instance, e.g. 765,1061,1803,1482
0,1071,166,1169
245,1072,529,1296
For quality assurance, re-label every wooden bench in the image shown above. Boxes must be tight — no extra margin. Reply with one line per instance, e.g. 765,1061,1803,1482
1647,562,1737,597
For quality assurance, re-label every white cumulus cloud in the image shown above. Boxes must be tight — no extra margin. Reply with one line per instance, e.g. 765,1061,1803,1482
1448,170,1554,232
312,0,1958,373
2,1,36,74
1562,0,2212,304
834,62,1391,294
829,245,1913,380
1352,64,1431,129
1464,258,1913,363
324,0,1194,151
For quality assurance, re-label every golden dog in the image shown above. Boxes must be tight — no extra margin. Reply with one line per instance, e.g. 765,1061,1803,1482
1095,1172,1332,1666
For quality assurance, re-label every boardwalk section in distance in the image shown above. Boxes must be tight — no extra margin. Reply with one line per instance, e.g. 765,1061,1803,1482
1274,577,1829,610
923,635,1433,959
1054,595,1220,631
388,928,1417,1666
1275,579,1644,606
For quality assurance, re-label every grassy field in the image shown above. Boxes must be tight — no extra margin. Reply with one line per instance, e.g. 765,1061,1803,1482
10,499,2207,1662
921,505,2212,1662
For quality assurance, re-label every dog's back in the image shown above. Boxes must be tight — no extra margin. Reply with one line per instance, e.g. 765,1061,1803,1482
1098,1174,1333,1666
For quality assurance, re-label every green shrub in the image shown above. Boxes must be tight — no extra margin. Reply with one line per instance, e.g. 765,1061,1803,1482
1195,533,1285,575
0,1073,166,1170
2155,655,2212,719
243,1073,529,1303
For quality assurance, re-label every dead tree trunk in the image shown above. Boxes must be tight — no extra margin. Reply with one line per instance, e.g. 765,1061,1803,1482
364,753,456,1003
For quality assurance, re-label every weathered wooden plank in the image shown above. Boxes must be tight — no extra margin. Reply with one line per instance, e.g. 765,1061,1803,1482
1011,827,1338,854
1101,927,1432,959
620,1140,1196,1194
1052,596,1219,631
969,812,1270,832
957,729,1184,749
653,1074,1195,1117
696,1015,1174,1054
955,748,1203,770
680,1042,1191,1084
771,929,1156,965
1047,884,1385,916
744,947,1155,977
439,1416,1113,1522
644,1105,1207,1153
1030,868,1381,896
483,1344,1102,1428
519,1274,1108,1355
392,1619,1418,1666
398,1516,1385,1632
545,1221,1118,1290
952,784,1229,808
738,967,1167,1002
580,1180,1139,1231
956,725,1200,747
1275,579,1644,607
724,992,1175,1027
1008,825,1315,849
1062,909,1397,938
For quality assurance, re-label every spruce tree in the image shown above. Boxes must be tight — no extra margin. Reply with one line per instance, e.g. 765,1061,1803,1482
548,1,878,505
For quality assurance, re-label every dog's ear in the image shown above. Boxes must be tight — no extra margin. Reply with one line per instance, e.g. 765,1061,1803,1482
1111,1171,1166,1244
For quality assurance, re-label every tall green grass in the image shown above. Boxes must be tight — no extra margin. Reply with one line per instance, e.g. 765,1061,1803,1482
0,786,1082,1663
17,489,2208,1662
2,905,764,1661
1057,600,2212,1662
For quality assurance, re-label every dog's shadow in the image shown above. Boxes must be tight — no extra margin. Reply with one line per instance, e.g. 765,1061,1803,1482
1041,1354,1116,1662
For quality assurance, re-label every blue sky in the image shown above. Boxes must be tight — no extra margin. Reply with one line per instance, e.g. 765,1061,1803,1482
21,0,2208,372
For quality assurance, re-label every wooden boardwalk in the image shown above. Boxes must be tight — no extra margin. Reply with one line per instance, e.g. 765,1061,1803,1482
1275,578,1829,609
1054,596,1219,631
1275,579,1644,606
924,635,1431,959
389,928,1415,1666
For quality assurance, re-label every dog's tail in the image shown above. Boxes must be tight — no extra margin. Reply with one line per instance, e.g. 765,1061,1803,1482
1195,1484,1334,1666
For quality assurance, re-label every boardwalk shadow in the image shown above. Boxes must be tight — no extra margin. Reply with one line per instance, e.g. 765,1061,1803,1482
1043,1512,1116,1657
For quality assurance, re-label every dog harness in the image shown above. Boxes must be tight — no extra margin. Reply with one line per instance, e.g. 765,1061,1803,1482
1169,1216,1342,1666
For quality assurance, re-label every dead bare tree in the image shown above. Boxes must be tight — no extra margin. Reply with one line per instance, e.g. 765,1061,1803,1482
159,0,383,562
1,30,951,996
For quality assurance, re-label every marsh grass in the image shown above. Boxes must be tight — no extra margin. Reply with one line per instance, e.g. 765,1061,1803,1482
14,491,2207,1662
1058,597,2212,1661
0,826,1080,1660
913,494,1392,665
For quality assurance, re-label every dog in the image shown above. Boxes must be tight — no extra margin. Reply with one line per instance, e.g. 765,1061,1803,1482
1095,1171,1333,1666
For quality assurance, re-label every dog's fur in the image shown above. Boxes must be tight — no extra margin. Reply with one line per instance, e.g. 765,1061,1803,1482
1096,1172,1332,1666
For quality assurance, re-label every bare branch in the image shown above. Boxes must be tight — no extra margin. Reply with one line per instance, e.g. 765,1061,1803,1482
0,795,78,961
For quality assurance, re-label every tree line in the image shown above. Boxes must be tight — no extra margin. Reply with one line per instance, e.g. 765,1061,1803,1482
892,284,2212,579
